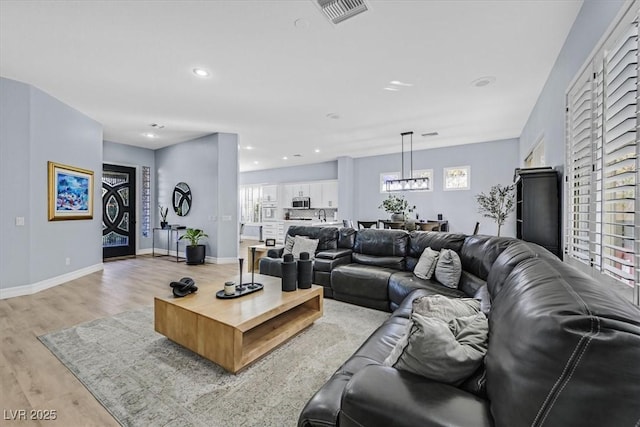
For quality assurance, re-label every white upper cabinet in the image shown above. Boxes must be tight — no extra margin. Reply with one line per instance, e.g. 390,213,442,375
262,185,278,202
291,183,310,197
321,181,338,208
278,180,338,208
309,182,323,207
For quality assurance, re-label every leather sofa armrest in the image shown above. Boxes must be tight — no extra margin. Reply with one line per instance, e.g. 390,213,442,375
267,247,284,258
316,248,352,260
340,366,492,427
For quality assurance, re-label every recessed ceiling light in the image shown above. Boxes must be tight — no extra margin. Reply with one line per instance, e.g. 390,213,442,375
192,68,210,78
143,132,156,138
389,80,413,87
471,76,496,87
245,146,254,150
294,18,310,28
326,113,340,120
383,87,399,91
314,149,320,153
283,156,288,160
253,161,259,164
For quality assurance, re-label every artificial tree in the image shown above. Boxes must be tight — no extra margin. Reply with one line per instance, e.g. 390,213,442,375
475,184,515,236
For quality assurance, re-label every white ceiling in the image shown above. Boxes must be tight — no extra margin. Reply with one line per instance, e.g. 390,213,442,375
0,0,582,172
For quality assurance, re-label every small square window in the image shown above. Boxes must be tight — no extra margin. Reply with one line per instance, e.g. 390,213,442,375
443,166,470,191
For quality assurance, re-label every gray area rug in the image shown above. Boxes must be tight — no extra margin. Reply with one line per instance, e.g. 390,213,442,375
38,299,389,427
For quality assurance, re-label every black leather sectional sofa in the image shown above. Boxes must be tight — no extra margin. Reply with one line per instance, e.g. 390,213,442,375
259,226,640,427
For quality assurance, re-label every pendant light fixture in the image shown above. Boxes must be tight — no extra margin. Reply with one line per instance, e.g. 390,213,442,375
385,131,430,192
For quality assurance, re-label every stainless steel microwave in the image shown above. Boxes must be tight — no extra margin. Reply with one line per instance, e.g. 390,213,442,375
292,197,311,209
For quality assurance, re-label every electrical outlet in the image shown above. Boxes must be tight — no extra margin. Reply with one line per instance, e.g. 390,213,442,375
15,216,25,226
65,257,71,266
222,215,232,221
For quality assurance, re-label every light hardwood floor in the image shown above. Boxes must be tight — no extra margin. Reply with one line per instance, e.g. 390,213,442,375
0,240,260,426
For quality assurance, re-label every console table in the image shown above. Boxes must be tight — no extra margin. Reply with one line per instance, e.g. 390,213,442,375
152,227,185,262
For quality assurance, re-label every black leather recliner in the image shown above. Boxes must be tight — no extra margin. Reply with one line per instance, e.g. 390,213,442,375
258,226,354,296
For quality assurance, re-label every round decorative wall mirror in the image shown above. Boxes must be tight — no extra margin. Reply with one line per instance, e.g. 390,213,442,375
173,182,192,216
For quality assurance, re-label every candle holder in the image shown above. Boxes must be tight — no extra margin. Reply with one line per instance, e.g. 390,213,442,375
215,251,264,299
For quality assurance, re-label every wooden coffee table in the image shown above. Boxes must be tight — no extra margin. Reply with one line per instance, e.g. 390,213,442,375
154,274,323,373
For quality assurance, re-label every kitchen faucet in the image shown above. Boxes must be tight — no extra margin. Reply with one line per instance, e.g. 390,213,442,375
317,209,326,222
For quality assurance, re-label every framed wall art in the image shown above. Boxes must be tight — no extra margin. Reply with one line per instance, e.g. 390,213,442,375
48,161,94,220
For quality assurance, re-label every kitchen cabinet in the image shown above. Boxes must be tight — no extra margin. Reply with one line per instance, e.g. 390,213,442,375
282,180,339,209
321,181,338,208
282,185,294,209
290,183,310,198
262,221,285,243
262,185,278,202
309,183,323,207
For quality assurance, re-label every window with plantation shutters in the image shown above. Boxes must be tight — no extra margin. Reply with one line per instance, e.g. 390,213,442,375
566,68,594,265
565,1,639,304
600,13,638,286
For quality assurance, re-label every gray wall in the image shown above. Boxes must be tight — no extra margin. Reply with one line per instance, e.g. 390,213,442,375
103,140,156,251
519,0,627,168
354,138,520,236
155,133,239,261
1,77,103,290
240,161,338,185
0,78,31,289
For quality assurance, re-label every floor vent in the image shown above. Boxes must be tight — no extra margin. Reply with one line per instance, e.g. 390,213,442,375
316,0,369,25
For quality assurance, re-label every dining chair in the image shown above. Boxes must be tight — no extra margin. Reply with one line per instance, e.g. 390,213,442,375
472,222,480,235
418,222,440,231
387,222,405,230
357,221,378,229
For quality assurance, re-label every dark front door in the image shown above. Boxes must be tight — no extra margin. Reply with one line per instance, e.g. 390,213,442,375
102,164,136,258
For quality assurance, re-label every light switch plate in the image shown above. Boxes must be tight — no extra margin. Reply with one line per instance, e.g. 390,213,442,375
15,216,25,226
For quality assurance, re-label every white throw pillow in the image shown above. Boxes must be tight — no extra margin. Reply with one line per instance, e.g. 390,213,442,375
435,248,462,288
283,234,295,255
414,247,439,280
292,236,319,259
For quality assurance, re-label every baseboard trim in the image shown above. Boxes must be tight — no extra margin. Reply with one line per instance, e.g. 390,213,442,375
0,263,104,300
205,256,237,264
137,248,153,255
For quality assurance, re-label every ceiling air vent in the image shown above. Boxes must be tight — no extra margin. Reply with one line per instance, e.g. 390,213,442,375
316,0,369,25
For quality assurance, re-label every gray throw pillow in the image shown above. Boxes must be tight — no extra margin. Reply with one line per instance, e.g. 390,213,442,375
414,247,439,280
292,236,319,259
474,284,492,315
283,234,295,255
435,248,462,288
412,294,480,321
384,310,488,385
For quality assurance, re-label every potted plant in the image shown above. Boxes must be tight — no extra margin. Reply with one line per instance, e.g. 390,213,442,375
159,205,169,229
179,228,208,265
475,184,515,236
379,194,409,221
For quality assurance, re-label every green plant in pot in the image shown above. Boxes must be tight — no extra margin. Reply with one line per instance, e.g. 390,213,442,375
159,205,169,229
179,228,208,265
379,194,409,221
475,184,515,236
